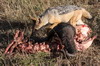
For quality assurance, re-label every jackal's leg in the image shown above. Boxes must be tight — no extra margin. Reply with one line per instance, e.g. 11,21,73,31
70,10,83,26
49,22,60,29
77,19,84,25
49,16,61,29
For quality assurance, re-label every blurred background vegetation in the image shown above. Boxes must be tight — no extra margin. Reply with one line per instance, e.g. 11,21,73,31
0,0,100,66
0,0,99,22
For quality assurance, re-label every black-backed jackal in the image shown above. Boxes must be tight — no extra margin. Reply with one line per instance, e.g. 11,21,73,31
31,5,92,30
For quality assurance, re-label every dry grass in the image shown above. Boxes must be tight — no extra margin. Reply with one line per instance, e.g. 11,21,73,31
0,0,100,66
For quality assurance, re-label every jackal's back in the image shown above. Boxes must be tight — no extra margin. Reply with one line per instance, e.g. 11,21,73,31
40,5,82,17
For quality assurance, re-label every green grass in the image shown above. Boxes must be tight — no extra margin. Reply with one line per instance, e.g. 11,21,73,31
0,52,56,66
0,0,100,66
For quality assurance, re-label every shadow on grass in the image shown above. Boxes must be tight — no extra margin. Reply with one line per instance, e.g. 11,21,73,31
0,20,36,48
0,20,30,30
0,20,49,48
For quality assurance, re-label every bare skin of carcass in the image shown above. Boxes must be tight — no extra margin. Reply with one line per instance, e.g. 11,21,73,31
4,24,96,54
75,24,97,51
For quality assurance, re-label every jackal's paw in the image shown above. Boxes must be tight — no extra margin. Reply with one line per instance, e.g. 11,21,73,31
49,26,54,29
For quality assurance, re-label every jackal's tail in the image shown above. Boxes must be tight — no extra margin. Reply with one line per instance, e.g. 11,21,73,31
82,8,92,19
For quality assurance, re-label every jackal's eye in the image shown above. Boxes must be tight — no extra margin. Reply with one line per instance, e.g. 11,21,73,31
39,18,41,24
36,18,41,25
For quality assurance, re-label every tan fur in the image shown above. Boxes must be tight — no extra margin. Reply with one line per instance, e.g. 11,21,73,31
32,8,92,30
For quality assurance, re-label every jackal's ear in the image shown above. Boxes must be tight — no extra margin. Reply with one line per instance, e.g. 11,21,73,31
29,15,38,22
31,17,37,21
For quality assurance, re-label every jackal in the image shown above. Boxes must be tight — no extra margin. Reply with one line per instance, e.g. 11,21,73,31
31,5,92,30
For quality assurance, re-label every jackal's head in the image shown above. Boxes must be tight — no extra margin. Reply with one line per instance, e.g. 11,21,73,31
30,16,48,30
